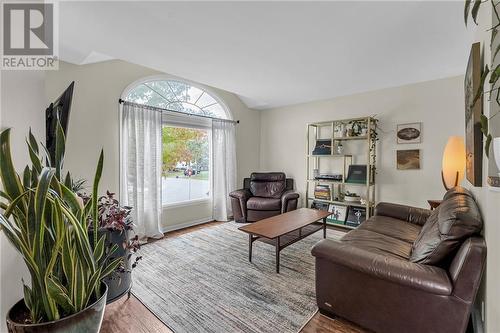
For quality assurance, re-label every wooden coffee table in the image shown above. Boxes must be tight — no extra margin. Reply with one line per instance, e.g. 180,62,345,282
238,208,332,273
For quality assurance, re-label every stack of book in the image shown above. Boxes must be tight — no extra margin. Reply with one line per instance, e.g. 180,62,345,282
314,185,331,200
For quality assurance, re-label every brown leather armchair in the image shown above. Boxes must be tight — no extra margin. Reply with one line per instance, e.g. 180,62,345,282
229,172,299,223
312,187,486,333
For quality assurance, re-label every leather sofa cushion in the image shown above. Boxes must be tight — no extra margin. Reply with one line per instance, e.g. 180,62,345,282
410,187,483,265
359,215,422,243
341,229,413,260
249,172,286,198
247,197,281,211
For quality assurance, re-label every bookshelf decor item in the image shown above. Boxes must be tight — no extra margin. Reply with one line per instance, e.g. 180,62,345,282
327,204,348,224
306,116,377,230
312,139,332,155
346,206,367,228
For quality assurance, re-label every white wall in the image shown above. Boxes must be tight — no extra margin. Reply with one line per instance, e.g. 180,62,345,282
0,70,47,332
260,76,465,208
45,60,260,230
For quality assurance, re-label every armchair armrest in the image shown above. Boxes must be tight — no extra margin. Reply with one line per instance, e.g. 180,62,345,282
281,190,299,212
375,202,432,226
311,239,452,295
229,189,252,201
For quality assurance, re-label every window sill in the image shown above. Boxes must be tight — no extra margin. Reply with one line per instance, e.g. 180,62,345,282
162,198,212,209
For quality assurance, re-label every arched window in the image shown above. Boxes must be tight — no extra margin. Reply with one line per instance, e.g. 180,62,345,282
124,79,229,119
122,77,232,210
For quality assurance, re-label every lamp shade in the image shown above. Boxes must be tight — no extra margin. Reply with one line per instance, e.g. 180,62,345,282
442,136,466,189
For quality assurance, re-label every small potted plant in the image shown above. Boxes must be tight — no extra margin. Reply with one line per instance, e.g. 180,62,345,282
1,125,121,332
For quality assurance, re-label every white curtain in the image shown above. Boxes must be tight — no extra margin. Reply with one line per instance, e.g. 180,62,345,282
212,119,237,221
120,103,163,240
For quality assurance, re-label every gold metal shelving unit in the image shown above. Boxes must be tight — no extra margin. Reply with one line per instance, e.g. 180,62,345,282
306,116,377,230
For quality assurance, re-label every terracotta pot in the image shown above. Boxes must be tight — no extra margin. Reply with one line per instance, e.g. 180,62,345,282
6,284,107,333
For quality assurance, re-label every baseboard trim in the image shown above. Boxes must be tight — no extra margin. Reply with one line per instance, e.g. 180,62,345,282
160,217,214,233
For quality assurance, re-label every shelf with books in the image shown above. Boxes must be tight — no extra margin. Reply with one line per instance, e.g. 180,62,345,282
306,116,377,227
307,197,371,209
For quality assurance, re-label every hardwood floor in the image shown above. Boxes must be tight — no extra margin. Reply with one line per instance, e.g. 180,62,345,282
101,221,367,333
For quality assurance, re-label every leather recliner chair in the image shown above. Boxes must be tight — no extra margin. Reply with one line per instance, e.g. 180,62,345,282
311,187,486,333
229,172,299,223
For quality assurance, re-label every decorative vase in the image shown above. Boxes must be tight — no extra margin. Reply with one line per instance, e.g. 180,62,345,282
6,284,107,333
337,143,344,155
494,137,500,177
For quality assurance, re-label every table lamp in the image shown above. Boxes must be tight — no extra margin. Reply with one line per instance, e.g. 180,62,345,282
441,136,466,190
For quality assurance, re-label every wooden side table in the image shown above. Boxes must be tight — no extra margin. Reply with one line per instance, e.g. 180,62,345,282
427,200,442,210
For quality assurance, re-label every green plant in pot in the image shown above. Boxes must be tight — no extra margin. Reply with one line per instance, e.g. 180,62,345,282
80,190,141,303
0,124,121,333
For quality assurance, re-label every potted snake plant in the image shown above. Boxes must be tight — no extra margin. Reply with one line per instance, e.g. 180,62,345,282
0,123,121,333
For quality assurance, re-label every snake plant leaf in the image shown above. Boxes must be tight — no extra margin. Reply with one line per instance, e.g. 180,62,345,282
28,128,39,155
92,150,104,249
100,256,122,279
61,183,83,215
471,0,482,25
23,283,33,313
47,276,75,314
34,168,55,259
93,235,106,262
85,269,102,305
23,166,31,189
465,0,472,25
0,129,24,203
64,171,72,189
27,141,42,175
473,65,489,107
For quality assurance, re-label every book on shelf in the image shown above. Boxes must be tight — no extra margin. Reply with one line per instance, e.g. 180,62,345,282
345,206,366,227
326,204,347,224
311,200,329,211
314,184,331,200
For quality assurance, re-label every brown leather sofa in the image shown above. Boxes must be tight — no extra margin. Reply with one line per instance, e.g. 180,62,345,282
229,172,299,223
312,187,486,333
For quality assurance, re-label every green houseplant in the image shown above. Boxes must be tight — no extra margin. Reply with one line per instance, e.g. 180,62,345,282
0,124,121,332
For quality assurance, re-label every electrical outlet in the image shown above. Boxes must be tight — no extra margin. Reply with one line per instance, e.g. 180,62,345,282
482,301,485,322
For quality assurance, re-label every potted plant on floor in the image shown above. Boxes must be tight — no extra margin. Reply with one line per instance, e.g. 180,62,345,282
0,124,122,332
81,190,141,303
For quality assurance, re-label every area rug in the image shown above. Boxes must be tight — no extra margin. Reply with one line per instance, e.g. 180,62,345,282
132,222,344,333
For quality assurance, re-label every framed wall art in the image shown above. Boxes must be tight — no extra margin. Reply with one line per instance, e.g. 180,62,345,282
397,149,420,170
464,42,483,186
397,122,422,144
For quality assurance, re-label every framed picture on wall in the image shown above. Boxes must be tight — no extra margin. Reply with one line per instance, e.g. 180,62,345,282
397,122,422,144
464,42,483,186
397,149,420,170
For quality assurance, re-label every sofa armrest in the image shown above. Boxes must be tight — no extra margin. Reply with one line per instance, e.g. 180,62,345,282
281,190,299,213
229,189,252,201
311,239,452,295
375,202,432,226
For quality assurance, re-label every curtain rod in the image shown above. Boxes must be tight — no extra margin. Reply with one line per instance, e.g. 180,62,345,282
118,99,240,124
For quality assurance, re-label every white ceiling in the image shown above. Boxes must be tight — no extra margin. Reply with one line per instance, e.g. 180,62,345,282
59,1,472,110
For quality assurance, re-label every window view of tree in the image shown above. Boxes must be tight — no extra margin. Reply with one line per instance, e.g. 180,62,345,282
161,126,210,204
